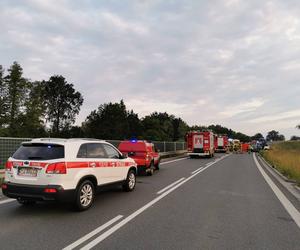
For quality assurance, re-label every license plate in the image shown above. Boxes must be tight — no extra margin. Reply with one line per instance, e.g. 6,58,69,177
18,167,38,177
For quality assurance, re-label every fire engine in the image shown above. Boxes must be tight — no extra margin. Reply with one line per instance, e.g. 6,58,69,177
186,131,215,158
214,134,229,153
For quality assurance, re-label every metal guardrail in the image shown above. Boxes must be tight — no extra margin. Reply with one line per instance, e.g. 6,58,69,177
0,137,186,169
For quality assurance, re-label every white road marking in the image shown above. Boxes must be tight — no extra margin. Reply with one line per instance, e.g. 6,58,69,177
160,157,188,165
157,178,185,195
253,154,300,229
191,167,203,174
80,154,230,250
0,199,15,205
62,215,123,250
205,162,213,166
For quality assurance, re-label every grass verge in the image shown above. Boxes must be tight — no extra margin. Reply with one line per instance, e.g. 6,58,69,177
261,141,300,186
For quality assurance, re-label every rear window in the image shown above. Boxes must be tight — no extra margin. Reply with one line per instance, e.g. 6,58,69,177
12,143,65,160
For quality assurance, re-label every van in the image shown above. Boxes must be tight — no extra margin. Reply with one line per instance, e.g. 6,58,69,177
118,140,160,176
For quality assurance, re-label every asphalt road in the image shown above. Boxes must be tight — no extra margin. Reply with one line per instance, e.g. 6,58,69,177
0,153,300,250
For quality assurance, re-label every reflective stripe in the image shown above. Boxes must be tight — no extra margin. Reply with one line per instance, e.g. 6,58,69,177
67,162,89,168
9,161,133,169
67,161,132,168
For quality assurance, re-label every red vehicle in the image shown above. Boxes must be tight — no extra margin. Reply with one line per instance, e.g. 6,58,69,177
214,134,229,153
186,131,215,158
241,143,250,153
118,140,160,176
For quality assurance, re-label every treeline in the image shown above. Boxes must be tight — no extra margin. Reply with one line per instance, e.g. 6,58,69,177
1,62,255,141
0,62,83,137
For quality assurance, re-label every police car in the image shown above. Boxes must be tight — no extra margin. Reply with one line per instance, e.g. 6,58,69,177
2,138,137,211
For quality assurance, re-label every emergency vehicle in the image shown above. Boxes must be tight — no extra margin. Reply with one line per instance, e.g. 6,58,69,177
214,134,229,153
232,139,242,153
1,138,137,211
186,131,215,158
118,140,160,176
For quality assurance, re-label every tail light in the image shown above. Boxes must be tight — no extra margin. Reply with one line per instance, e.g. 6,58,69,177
1,184,7,189
46,162,66,174
5,161,13,171
44,188,57,193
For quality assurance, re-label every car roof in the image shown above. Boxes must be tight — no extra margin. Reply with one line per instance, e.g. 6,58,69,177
23,138,107,146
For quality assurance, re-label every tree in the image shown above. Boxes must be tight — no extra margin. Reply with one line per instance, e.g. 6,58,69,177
172,118,189,141
4,62,28,135
19,81,47,137
83,100,129,139
251,133,264,141
141,112,174,141
0,65,8,131
127,110,142,139
290,136,300,141
44,75,83,136
266,130,285,142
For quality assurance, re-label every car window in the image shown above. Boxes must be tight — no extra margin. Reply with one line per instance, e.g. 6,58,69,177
77,144,87,158
77,143,107,158
13,143,64,160
103,144,120,159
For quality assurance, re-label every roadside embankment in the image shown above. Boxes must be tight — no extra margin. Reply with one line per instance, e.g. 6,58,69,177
261,141,300,186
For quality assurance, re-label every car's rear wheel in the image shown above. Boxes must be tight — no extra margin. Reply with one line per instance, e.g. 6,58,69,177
74,180,95,211
17,198,36,206
123,169,136,192
147,162,155,176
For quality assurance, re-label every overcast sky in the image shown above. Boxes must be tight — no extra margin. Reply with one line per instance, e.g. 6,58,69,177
1,0,300,138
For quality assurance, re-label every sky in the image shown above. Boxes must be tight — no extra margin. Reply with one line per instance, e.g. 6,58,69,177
1,0,300,139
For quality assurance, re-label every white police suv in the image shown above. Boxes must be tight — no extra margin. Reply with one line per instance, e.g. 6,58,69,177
2,138,137,211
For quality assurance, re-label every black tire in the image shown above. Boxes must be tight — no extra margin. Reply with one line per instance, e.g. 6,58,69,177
155,159,160,170
147,162,155,176
17,198,36,206
123,169,136,192
74,180,95,211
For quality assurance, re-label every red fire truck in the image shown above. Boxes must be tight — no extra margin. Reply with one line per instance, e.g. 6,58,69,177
214,134,229,153
186,131,215,158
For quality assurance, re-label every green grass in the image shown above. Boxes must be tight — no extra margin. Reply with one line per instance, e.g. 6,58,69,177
261,141,300,186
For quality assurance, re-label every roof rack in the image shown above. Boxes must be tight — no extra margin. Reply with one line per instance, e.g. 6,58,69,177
67,138,104,141
31,138,67,142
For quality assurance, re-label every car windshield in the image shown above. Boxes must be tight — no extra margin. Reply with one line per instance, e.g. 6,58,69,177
12,143,64,160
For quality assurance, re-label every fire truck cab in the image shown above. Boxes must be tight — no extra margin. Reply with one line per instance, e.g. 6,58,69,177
186,131,215,158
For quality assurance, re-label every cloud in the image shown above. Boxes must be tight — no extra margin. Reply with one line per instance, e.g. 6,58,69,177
249,109,300,123
220,98,265,118
1,0,300,139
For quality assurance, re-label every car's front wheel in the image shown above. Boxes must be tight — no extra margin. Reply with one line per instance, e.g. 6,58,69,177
74,180,95,211
123,169,136,192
